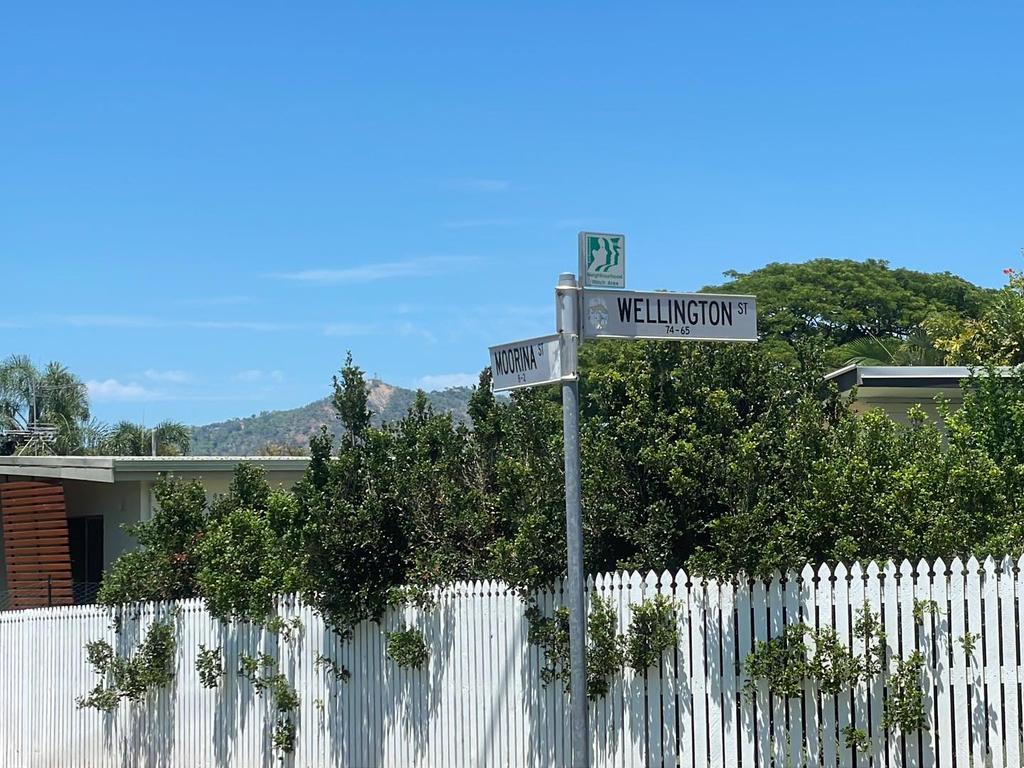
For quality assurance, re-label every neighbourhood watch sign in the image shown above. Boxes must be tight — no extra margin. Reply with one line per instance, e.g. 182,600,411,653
579,232,625,288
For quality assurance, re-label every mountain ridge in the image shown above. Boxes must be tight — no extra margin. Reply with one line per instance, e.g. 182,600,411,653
189,380,475,455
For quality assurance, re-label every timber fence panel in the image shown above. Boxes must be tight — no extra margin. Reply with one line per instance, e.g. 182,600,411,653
932,559,951,768
1000,556,1021,768
659,570,679,768
983,557,1004,767
949,557,970,768
919,559,938,768
768,572,786,768
864,561,884,768
706,578,723,768
677,569,695,768
644,570,664,767
819,562,839,768
800,563,820,767
719,577,737,768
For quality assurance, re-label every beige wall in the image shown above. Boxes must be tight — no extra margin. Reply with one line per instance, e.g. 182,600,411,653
850,399,960,428
62,479,143,572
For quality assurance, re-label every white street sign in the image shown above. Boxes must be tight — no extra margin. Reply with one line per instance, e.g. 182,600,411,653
579,232,625,288
489,334,563,392
582,289,757,341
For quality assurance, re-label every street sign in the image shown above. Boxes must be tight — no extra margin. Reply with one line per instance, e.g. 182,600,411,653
483,236,760,768
582,289,757,341
489,334,562,392
579,232,625,288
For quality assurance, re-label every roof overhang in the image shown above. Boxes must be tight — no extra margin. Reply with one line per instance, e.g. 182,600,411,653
0,456,310,484
824,364,1013,405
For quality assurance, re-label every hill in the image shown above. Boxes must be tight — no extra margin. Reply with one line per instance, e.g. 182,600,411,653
189,380,474,455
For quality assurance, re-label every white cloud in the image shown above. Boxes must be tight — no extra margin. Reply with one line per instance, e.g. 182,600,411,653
86,379,157,401
234,369,285,383
177,296,253,306
143,369,191,383
185,320,299,331
415,373,479,390
398,322,437,344
62,314,161,328
54,314,301,332
322,322,377,337
271,256,476,285
443,178,510,192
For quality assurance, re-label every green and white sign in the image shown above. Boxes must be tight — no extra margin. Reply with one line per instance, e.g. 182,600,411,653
579,232,625,288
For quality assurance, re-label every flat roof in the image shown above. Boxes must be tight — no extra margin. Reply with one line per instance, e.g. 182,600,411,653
0,455,310,484
825,364,1014,403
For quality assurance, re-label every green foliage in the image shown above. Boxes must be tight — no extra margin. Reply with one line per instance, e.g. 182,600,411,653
526,596,625,700
101,420,191,456
385,627,429,669
912,599,939,623
853,604,887,679
744,606,884,701
315,653,351,683
585,597,625,698
839,329,946,367
707,258,989,362
195,645,223,689
196,507,288,622
842,725,871,752
743,607,929,739
526,603,571,690
882,651,928,733
77,620,177,712
98,477,207,604
266,616,303,643
238,650,300,754
333,351,372,447
272,717,297,754
238,651,300,754
931,268,1024,365
744,623,811,699
624,594,678,673
959,632,979,658
387,584,438,613
197,465,304,624
0,355,91,455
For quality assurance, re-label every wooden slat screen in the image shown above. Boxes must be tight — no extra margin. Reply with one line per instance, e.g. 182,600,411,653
1,481,73,609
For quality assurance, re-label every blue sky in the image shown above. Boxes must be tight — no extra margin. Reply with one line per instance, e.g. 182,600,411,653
2,3,1022,425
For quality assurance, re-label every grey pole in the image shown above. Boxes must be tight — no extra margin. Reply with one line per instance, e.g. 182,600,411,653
556,273,589,768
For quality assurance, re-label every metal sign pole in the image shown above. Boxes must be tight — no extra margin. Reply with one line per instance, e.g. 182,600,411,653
556,272,588,768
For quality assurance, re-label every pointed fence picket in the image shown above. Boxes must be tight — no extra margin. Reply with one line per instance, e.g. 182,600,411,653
2,556,1023,767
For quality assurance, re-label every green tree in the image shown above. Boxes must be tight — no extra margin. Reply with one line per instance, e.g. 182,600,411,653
98,475,207,604
707,259,990,366
332,352,372,447
930,268,1024,365
0,355,91,455
101,420,191,456
838,329,945,366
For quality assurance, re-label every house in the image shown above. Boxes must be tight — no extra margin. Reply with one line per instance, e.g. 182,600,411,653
0,455,309,610
824,364,1013,423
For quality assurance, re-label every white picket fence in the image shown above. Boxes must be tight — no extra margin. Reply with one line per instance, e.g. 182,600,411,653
1,556,1022,767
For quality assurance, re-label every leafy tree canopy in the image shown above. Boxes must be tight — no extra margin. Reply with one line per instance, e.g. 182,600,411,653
929,268,1024,365
99,340,1024,631
95,263,1024,642
706,259,991,365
